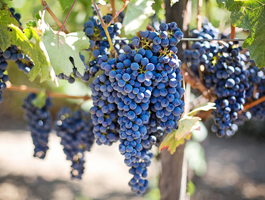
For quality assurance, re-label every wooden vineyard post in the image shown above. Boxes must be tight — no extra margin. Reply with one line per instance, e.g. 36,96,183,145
159,1,190,200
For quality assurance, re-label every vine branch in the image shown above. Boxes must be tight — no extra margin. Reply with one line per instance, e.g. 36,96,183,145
230,22,236,39
242,96,265,112
57,0,76,35
197,0,203,30
41,0,69,34
6,82,91,101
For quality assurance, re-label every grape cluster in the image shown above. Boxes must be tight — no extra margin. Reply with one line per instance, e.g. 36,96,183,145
89,73,120,146
55,107,94,179
184,24,250,137
183,22,220,77
90,22,184,195
240,53,265,121
22,93,52,159
0,45,34,103
210,44,249,137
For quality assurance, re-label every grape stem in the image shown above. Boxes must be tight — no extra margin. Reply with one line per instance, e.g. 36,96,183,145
107,0,130,27
40,0,69,34
91,0,116,54
6,82,91,100
230,22,236,39
57,0,76,35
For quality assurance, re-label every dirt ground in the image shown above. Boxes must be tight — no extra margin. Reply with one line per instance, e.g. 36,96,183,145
0,122,265,200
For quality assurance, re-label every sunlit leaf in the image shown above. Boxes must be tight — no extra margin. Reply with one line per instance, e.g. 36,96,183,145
40,21,90,78
175,116,201,140
188,102,216,116
123,0,154,36
217,0,265,68
159,133,191,154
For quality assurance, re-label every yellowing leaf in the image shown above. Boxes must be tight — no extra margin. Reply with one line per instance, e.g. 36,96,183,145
159,133,191,154
175,116,201,140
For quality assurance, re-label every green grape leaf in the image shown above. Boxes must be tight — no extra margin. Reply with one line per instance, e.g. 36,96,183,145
0,10,20,50
41,23,90,77
174,116,201,140
36,13,41,20
123,0,155,36
170,0,179,6
188,102,216,116
57,0,73,9
32,90,47,108
26,20,37,28
0,10,58,84
159,133,191,154
218,0,265,68
23,28,33,40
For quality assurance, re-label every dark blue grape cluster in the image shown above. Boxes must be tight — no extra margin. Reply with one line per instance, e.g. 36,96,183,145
55,107,94,179
183,22,219,77
0,45,34,103
22,93,52,159
210,44,249,137
90,22,184,195
89,73,120,146
239,53,265,121
0,49,9,103
184,23,251,137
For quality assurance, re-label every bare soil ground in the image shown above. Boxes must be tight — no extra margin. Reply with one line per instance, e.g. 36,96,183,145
0,122,265,200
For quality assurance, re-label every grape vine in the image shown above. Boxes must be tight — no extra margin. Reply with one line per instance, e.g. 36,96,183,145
1,0,265,198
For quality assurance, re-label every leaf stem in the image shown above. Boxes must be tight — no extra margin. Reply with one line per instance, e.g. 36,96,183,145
107,0,129,27
40,0,69,34
6,82,91,100
91,0,115,54
57,0,76,35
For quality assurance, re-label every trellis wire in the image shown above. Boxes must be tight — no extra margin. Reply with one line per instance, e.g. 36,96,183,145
109,38,245,41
